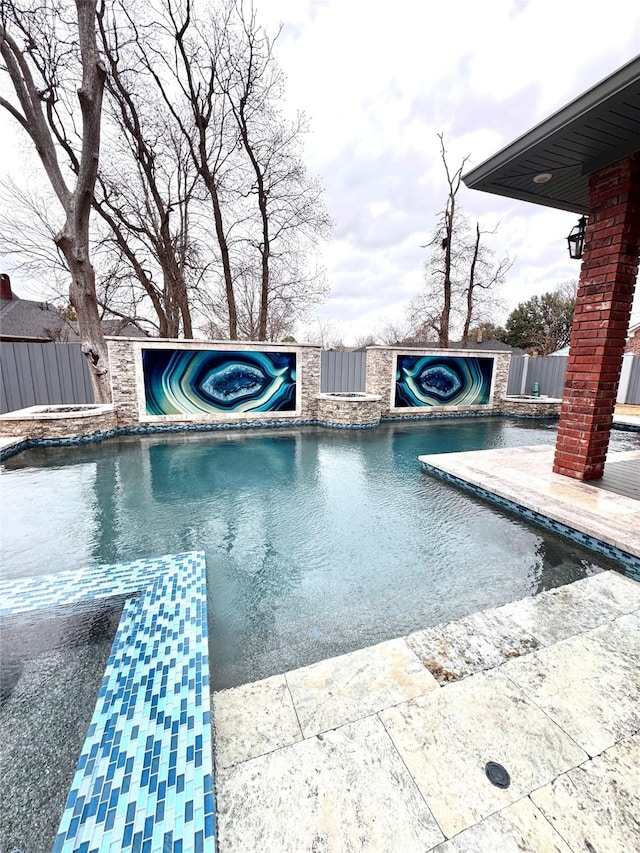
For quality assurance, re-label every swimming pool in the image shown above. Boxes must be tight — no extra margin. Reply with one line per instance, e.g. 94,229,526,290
3,417,637,691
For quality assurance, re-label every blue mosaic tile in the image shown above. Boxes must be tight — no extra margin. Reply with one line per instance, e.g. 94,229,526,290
3,412,638,463
0,552,215,853
420,461,640,578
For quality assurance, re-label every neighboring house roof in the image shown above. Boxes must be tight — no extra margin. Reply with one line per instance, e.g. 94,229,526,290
0,293,79,342
549,346,570,357
102,319,148,338
381,339,526,355
1,280,148,341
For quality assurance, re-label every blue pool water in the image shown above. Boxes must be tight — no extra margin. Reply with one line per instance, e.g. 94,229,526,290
2,418,638,689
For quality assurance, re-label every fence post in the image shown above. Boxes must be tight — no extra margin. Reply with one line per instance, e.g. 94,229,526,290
519,354,530,395
617,353,633,404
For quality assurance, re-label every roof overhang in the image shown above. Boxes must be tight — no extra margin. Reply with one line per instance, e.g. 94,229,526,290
463,55,640,214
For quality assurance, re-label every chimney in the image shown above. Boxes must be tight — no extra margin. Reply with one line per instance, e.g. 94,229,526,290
476,327,483,344
1,273,13,301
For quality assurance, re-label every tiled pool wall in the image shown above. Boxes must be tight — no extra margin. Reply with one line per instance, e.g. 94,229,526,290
0,552,215,853
420,461,640,579
0,410,568,463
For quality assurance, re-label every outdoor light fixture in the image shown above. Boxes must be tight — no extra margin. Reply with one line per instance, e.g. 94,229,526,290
533,172,553,184
567,215,587,260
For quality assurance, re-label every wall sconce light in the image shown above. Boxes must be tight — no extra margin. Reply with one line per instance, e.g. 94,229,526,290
567,215,587,260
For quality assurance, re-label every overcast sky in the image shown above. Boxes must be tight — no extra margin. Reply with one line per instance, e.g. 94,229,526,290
257,0,640,343
2,0,640,343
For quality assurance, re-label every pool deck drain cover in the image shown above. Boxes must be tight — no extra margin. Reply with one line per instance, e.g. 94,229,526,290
485,761,511,788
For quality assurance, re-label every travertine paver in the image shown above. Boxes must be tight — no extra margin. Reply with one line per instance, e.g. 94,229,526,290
503,623,640,757
216,715,445,853
583,569,640,611
417,445,640,557
532,735,640,853
499,573,637,646
406,606,540,684
213,573,640,852
431,797,572,853
285,638,439,738
587,610,640,663
379,668,587,838
213,674,302,768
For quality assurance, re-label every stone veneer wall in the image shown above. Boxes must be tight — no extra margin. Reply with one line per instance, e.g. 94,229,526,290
0,409,118,439
107,338,321,427
502,400,562,417
316,396,381,427
365,347,511,418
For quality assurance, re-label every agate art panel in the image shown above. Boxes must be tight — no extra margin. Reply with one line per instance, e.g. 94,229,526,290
394,355,493,408
142,349,297,416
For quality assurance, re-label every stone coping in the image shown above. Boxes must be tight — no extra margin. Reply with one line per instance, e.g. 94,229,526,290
419,445,640,569
0,404,116,421
317,392,382,401
503,395,562,403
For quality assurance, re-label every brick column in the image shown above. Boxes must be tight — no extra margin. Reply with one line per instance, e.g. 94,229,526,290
553,154,640,479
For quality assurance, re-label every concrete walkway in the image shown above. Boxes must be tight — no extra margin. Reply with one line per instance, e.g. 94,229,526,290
212,570,640,851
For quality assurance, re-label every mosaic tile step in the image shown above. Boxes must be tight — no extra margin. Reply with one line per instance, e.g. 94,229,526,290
0,552,215,853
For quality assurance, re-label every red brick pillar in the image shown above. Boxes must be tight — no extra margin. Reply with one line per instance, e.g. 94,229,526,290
553,153,640,479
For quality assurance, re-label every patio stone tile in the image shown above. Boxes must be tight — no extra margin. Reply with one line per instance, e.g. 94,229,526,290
406,607,540,685
430,797,572,853
285,638,439,738
532,735,640,853
587,610,640,664
503,628,640,757
378,669,586,839
215,715,445,853
582,570,640,612
498,574,630,646
213,674,302,769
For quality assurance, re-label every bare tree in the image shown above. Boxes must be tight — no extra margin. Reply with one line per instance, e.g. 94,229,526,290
1,0,111,400
125,0,240,337
219,2,331,340
428,133,469,347
460,221,511,347
411,135,508,347
95,5,199,337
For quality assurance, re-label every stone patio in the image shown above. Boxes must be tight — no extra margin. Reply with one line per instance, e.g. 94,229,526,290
212,571,640,852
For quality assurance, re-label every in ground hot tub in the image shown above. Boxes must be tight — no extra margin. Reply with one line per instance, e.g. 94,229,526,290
316,392,382,428
0,403,117,439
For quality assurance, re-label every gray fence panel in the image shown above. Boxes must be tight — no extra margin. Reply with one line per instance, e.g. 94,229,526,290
527,356,568,398
321,350,366,393
506,357,524,395
508,355,568,398
626,355,640,404
0,342,94,413
0,344,22,412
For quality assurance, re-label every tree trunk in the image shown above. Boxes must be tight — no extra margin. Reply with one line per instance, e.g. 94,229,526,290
462,223,481,348
1,0,111,401
58,228,111,402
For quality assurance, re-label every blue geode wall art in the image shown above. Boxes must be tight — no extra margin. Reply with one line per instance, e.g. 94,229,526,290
142,349,297,416
394,355,493,408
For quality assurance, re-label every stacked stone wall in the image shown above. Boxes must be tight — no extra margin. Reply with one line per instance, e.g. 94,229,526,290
107,338,322,427
366,347,511,418
0,409,117,439
316,396,381,427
